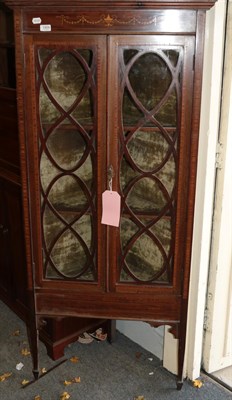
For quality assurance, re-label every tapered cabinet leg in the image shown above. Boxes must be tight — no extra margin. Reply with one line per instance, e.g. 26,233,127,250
107,320,117,343
176,340,184,390
176,319,186,390
27,318,40,379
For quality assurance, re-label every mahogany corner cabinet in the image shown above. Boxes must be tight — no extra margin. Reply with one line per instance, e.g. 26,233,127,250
3,0,216,390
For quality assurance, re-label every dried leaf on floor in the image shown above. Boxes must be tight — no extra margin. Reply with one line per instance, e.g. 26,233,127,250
70,356,79,363
73,377,81,383
21,379,30,386
60,392,71,400
63,377,81,386
134,396,145,400
135,352,142,359
21,348,31,356
192,379,204,388
0,372,12,382
34,396,42,400
64,380,72,386
12,330,20,336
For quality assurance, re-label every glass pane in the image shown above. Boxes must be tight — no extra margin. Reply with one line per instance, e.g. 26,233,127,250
120,217,139,250
75,154,93,190
119,46,181,285
123,49,139,65
123,88,144,126
38,48,54,66
46,263,62,279
46,261,95,280
163,49,179,67
48,175,88,217
150,218,172,256
124,234,164,281
50,230,87,278
46,122,86,170
44,52,87,110
120,156,140,191
73,214,92,251
37,45,96,282
43,208,95,280
127,178,167,213
40,152,59,192
39,86,61,127
128,52,172,111
78,49,93,67
156,152,176,196
71,90,93,125
39,49,94,128
127,128,169,172
79,269,95,281
155,89,177,127
43,205,64,249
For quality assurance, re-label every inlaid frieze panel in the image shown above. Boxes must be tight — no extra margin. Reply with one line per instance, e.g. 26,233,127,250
22,10,196,34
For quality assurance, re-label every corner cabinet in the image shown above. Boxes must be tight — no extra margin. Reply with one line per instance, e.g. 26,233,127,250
4,0,216,389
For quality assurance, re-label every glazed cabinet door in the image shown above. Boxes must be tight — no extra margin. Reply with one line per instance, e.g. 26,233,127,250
107,36,195,295
24,35,107,292
23,33,195,313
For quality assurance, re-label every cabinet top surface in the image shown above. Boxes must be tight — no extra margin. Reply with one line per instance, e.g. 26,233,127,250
3,0,216,10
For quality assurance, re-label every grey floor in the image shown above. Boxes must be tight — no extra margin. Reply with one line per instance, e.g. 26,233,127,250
213,366,232,389
0,300,231,400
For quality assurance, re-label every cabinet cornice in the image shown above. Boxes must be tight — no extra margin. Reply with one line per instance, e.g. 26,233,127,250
3,0,217,11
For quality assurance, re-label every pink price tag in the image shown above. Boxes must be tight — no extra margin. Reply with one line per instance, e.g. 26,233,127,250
101,190,121,227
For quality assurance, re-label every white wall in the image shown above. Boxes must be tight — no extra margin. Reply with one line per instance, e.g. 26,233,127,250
116,321,164,360
202,0,232,372
164,0,227,378
184,0,226,379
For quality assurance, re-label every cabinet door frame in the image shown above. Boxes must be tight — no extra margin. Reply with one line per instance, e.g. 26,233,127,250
107,34,195,296
23,34,107,293
22,33,196,302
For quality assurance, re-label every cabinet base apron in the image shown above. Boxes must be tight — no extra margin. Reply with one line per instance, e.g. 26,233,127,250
25,290,187,389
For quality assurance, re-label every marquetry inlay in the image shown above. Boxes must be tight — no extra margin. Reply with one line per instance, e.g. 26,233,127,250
56,14,157,27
